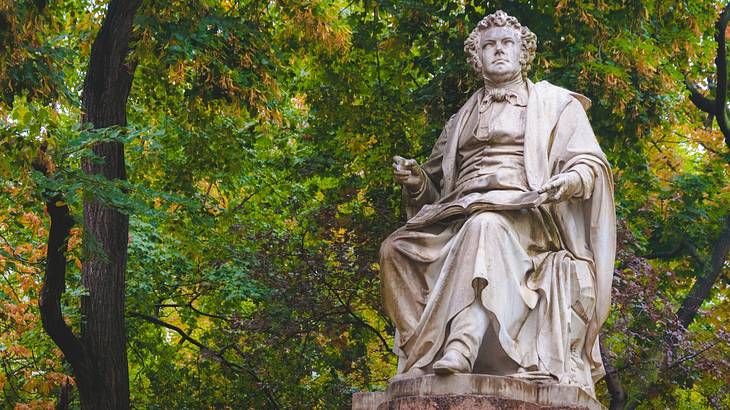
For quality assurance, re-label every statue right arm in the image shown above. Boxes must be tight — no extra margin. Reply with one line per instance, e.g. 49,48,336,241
402,115,453,219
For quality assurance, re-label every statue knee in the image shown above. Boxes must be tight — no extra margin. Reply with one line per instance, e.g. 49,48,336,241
464,211,510,233
379,231,401,265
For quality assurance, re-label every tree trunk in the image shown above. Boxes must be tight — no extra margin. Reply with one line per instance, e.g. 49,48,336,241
78,1,141,408
600,337,627,410
675,214,730,329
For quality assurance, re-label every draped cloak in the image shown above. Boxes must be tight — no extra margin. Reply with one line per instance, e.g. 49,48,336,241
381,80,616,385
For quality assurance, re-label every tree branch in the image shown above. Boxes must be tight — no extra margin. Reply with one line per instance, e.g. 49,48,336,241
601,337,627,410
129,312,213,353
676,213,730,329
685,79,715,114
39,198,85,365
318,273,392,353
155,302,231,321
129,312,281,409
665,339,724,370
714,4,730,145
643,242,683,260
33,156,103,400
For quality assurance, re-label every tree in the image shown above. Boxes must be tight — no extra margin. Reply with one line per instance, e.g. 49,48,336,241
37,1,141,409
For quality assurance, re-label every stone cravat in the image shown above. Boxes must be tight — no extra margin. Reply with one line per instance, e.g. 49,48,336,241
478,87,526,139
483,88,517,104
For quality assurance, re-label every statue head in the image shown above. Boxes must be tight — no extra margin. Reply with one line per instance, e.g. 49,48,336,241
464,10,537,82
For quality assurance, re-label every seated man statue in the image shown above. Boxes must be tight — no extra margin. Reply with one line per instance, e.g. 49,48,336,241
380,10,615,396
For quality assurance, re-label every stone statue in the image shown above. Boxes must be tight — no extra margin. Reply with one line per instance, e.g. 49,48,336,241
380,10,615,396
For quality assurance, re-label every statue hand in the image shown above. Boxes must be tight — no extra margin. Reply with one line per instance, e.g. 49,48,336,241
538,172,583,203
392,155,425,192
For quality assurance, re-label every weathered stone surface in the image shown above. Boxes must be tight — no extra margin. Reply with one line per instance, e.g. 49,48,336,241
352,392,386,410
357,375,605,410
379,395,591,410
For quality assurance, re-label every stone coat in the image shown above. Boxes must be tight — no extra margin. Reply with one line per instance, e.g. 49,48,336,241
388,80,615,384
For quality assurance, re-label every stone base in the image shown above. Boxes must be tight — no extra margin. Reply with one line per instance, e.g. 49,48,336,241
352,375,605,410
352,392,386,410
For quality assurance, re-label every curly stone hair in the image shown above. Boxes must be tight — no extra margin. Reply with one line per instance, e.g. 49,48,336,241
464,10,537,80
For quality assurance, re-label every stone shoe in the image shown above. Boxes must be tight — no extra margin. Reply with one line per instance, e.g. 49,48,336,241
389,367,426,382
432,350,471,375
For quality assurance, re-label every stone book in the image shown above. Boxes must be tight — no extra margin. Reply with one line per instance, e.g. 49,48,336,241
406,190,543,229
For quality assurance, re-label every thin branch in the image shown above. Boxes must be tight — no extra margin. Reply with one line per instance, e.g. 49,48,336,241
665,339,724,370
643,242,683,260
642,230,714,276
681,239,709,271
703,112,715,129
0,231,33,265
647,138,678,172
338,0,355,16
232,187,262,212
129,312,210,352
672,131,725,157
155,302,231,321
129,312,281,409
230,345,282,409
318,274,392,353
55,379,70,410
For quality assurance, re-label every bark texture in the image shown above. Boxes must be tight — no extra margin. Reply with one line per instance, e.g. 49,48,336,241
37,2,143,407
78,0,141,408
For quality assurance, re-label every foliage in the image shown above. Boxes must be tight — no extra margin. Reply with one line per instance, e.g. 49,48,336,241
0,0,728,409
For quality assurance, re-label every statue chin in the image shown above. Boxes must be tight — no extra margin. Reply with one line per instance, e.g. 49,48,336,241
379,10,615,401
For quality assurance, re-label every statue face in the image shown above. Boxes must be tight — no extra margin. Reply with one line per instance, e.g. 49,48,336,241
480,27,522,83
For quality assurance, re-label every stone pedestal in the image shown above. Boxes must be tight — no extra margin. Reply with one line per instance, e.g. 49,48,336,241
352,392,386,410
352,375,605,410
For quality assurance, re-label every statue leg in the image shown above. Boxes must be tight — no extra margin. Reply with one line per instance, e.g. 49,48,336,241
433,296,489,374
379,224,458,369
379,228,430,346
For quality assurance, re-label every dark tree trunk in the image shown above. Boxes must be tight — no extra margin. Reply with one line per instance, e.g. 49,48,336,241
675,214,730,328
37,1,141,408
600,339,627,410
77,1,140,408
55,380,71,410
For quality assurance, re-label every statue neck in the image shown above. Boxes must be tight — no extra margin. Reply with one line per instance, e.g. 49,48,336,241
483,74,525,91
483,74,527,100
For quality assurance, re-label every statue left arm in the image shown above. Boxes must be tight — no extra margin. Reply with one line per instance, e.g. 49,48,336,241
541,98,607,203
